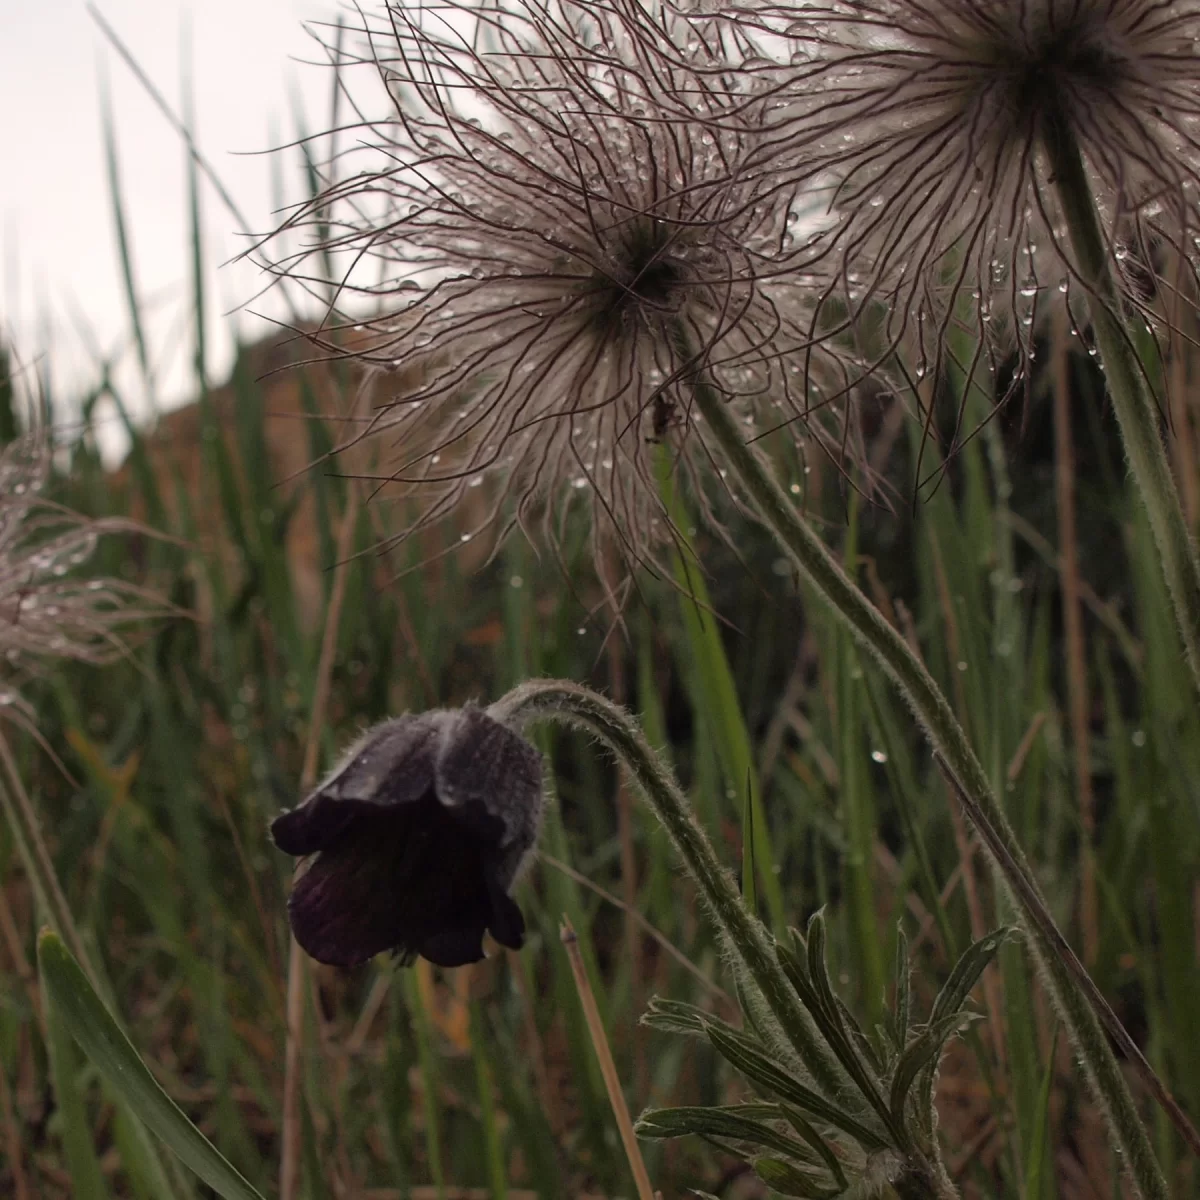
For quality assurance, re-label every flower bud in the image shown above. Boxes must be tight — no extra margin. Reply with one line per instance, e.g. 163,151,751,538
272,705,543,968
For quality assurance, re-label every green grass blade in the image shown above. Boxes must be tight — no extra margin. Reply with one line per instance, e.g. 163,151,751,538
1024,1028,1059,1200
44,988,111,1200
99,63,156,410
655,453,785,929
36,931,267,1200
403,970,447,1197
470,1002,509,1200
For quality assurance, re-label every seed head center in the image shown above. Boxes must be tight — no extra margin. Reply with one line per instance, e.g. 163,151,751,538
593,219,685,322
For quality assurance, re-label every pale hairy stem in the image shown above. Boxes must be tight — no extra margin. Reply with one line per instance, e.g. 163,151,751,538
685,368,1178,1199
491,680,950,1199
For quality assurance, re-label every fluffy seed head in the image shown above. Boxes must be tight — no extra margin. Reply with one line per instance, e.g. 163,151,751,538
266,0,862,569
0,435,166,725
655,0,1200,403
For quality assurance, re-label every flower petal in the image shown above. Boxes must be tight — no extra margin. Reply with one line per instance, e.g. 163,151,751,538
418,926,489,969
274,714,448,859
285,789,521,969
314,713,443,806
287,802,432,966
484,870,526,950
435,706,543,877
271,795,376,857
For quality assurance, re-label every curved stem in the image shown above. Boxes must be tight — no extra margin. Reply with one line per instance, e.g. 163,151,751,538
687,377,1177,1198
1044,109,1200,701
491,680,947,1198
490,681,847,1098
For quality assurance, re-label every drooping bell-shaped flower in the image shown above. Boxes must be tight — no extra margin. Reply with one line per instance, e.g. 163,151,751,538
272,705,543,968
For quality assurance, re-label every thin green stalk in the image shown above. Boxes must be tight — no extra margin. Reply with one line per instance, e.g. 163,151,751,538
685,375,1180,1198
490,681,949,1200
654,450,785,930
0,733,91,974
404,972,446,1199
1043,109,1200,700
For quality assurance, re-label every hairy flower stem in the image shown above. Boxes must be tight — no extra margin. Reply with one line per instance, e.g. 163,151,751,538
1043,109,1200,703
492,681,844,1094
685,371,1173,1198
491,680,949,1198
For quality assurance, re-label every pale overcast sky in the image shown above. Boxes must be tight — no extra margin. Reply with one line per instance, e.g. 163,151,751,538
2,0,339,454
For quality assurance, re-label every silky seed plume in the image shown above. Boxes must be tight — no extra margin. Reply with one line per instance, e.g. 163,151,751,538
263,0,866,572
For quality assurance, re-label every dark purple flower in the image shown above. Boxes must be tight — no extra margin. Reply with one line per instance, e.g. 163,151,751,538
272,706,543,969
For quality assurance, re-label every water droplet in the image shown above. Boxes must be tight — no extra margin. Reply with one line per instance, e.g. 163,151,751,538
1131,730,1146,747
870,749,888,764
956,660,968,672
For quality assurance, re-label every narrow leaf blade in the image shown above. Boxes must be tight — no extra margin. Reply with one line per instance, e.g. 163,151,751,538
930,929,1013,1025
36,931,266,1200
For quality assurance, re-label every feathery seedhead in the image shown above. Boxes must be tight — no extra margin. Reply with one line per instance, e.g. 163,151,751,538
641,0,1200,409
0,435,164,725
267,0,861,569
